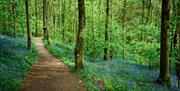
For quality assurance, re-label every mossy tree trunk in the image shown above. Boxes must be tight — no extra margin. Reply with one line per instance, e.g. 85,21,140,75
75,0,85,69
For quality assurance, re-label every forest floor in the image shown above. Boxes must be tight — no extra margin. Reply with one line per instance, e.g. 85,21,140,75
21,38,86,91
44,39,180,91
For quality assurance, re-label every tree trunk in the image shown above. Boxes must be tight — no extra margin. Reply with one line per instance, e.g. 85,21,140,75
12,0,17,34
157,0,171,86
122,0,126,60
43,0,50,45
43,0,47,38
176,0,180,88
175,0,180,48
141,0,145,41
62,0,66,41
35,0,38,37
25,0,31,50
91,0,95,61
110,0,114,59
53,15,56,38
104,0,109,61
98,0,101,42
57,16,60,37
75,0,85,69
146,0,152,23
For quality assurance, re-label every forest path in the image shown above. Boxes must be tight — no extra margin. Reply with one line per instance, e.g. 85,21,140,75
21,38,86,91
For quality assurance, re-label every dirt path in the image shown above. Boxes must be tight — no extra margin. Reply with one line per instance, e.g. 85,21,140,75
22,38,86,91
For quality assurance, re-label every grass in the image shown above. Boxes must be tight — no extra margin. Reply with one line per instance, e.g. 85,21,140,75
0,35,39,91
44,39,180,91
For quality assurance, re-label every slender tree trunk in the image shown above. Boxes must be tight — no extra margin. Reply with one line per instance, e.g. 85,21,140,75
91,0,95,61
35,0,38,37
58,0,61,37
98,0,101,41
46,1,50,45
104,0,109,61
43,0,47,38
122,0,126,60
174,0,180,48
169,0,177,69
157,0,171,86
25,0,31,50
68,0,72,42
74,4,78,46
141,0,145,41
75,0,85,69
110,0,114,59
57,16,60,37
53,15,56,38
43,0,50,45
62,0,66,41
12,0,17,34
146,0,152,23
176,0,180,88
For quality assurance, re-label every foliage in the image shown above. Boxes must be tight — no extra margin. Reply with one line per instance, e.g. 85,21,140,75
45,41,179,91
0,0,179,90
0,35,38,91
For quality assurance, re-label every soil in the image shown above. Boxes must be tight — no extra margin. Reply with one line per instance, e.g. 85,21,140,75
21,38,87,91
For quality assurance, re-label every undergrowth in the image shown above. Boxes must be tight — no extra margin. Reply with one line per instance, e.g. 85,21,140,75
0,35,38,91
44,39,179,91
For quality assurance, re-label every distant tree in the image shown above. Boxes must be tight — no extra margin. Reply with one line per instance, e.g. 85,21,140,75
175,0,180,88
90,0,95,60
35,0,38,37
43,0,47,38
110,0,114,59
146,0,152,23
174,0,180,48
157,0,170,86
12,0,17,34
75,0,85,69
104,0,109,61
122,0,127,60
25,0,31,50
141,0,145,40
61,0,66,41
43,0,50,45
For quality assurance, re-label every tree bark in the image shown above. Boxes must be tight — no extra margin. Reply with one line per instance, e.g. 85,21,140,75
122,0,126,60
104,0,109,61
176,0,180,88
98,0,101,41
110,0,114,59
43,0,47,38
141,0,145,41
25,0,31,50
146,0,152,23
12,0,17,34
91,0,95,61
61,0,66,41
53,15,56,38
35,0,38,37
43,0,50,45
75,0,85,69
157,0,171,86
